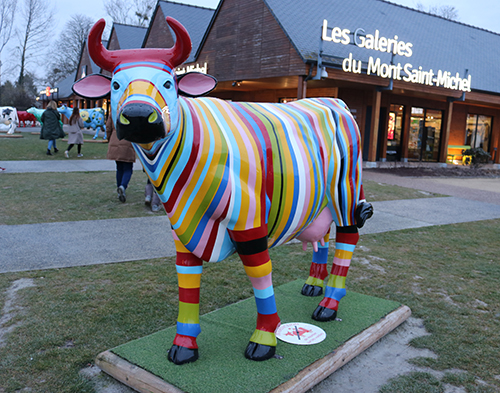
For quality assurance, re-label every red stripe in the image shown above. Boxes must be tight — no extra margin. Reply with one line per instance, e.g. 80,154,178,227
239,250,270,267
319,298,339,310
176,252,203,266
179,287,200,304
173,334,198,349
256,312,280,333
331,265,350,277
228,227,268,242
201,201,231,261
335,232,360,245
309,262,329,280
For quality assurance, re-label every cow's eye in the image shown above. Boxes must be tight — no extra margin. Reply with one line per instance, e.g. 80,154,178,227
164,81,172,89
112,81,120,90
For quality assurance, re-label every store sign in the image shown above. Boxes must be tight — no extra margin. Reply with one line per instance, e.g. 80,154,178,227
322,19,472,92
175,62,208,75
40,87,58,96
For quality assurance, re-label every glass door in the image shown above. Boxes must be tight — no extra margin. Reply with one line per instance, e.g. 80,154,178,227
408,107,442,162
386,104,404,161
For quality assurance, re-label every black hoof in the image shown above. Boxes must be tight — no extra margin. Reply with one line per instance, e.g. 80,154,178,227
244,342,276,361
167,345,199,365
355,202,374,228
301,284,323,297
312,305,337,321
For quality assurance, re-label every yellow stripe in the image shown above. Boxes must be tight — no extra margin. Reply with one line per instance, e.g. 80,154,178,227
118,80,166,109
305,276,325,287
178,301,200,324
174,238,190,253
335,249,353,260
243,260,272,278
249,329,277,346
327,274,346,288
178,273,201,289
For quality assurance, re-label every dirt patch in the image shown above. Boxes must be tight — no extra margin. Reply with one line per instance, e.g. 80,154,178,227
366,166,500,178
0,278,36,347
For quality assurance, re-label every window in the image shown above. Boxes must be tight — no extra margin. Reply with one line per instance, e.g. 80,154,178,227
466,114,492,150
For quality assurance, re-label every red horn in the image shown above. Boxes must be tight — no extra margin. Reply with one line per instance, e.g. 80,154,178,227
87,17,192,73
88,19,117,72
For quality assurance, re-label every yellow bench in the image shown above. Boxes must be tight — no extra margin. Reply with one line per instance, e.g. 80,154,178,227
447,145,471,163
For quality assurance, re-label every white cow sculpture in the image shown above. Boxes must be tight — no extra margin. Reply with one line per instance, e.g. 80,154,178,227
0,106,19,134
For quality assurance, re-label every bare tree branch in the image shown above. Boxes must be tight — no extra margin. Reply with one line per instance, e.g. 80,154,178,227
14,0,56,86
415,2,459,21
46,14,94,85
104,0,156,26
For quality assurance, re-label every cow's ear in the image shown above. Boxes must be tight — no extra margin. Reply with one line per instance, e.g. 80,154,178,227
72,74,112,99
177,72,217,97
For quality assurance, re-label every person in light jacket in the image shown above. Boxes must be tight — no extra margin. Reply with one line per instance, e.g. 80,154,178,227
65,106,84,158
40,100,65,155
106,115,136,202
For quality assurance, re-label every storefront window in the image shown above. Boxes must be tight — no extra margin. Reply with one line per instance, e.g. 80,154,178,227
408,107,442,162
465,114,491,150
386,104,404,161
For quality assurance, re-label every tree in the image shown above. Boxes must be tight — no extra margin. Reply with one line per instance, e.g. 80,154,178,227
104,0,156,27
0,72,37,109
0,0,17,101
416,3,459,21
46,14,94,85
13,0,55,88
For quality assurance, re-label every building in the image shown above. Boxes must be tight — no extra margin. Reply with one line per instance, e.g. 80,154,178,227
52,0,500,166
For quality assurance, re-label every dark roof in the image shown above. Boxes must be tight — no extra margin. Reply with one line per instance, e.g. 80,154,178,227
263,0,500,94
157,0,215,63
111,24,147,49
91,40,108,74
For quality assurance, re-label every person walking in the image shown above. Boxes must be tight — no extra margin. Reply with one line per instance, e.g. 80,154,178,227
40,100,65,155
106,115,136,203
65,106,84,158
145,178,162,212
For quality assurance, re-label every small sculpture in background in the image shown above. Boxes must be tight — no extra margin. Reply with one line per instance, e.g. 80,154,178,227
0,106,19,134
58,105,107,140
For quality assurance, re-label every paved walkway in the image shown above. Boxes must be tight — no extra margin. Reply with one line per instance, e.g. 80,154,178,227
1,160,500,273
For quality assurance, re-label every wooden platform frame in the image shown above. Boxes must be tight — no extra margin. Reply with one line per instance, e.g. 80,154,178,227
96,305,411,393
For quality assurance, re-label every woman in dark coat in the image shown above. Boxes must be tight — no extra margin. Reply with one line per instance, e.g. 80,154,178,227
40,100,65,155
106,115,136,202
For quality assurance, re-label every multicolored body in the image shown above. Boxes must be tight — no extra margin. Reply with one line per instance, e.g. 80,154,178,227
58,105,107,140
138,96,362,261
75,16,373,365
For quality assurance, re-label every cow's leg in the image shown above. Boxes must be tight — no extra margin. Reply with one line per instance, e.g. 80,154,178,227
168,233,203,365
312,225,359,321
229,228,280,361
301,231,330,297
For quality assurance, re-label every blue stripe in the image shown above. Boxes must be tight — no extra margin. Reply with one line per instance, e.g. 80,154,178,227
176,322,201,337
255,295,277,315
336,243,356,252
312,246,329,264
253,285,274,300
176,265,203,275
324,287,346,301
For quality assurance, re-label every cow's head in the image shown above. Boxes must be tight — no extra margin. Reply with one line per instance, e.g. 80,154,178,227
73,17,217,144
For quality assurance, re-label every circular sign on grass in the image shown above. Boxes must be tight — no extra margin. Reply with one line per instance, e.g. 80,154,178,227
275,322,326,345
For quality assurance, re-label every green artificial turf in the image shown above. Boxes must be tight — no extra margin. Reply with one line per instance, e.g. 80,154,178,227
111,280,402,393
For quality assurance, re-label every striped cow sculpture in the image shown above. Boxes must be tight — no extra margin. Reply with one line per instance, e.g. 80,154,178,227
73,17,373,365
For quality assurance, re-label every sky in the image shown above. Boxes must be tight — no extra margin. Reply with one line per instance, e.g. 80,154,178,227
2,0,499,86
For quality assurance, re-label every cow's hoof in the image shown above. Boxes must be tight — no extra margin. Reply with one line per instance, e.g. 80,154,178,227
355,202,374,228
167,345,198,365
244,342,276,361
301,284,323,297
312,305,337,321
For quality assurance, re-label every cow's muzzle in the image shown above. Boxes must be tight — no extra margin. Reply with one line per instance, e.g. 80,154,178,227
116,103,165,143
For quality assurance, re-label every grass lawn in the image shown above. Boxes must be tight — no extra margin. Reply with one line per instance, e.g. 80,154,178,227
0,131,109,161
0,172,444,225
0,220,498,392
